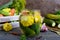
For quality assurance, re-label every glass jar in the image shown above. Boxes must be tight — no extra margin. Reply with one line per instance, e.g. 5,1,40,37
19,10,42,37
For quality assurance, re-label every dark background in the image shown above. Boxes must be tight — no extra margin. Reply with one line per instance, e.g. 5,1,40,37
0,0,60,16
26,0,60,16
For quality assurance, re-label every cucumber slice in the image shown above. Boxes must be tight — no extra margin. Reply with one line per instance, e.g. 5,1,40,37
58,24,60,28
52,22,56,27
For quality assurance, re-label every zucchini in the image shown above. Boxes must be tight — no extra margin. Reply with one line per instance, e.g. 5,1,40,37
55,21,60,24
43,18,56,27
45,14,60,20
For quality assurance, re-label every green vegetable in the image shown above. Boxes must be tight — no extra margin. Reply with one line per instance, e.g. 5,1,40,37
53,20,60,28
55,21,60,28
0,11,9,16
58,24,60,28
45,14,60,20
20,34,26,40
55,10,60,15
22,27,35,37
20,23,35,37
30,23,40,35
9,0,26,14
39,23,42,28
0,8,11,16
43,18,56,27
55,21,60,24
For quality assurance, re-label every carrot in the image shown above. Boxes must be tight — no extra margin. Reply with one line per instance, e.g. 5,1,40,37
10,9,15,16
0,14,3,17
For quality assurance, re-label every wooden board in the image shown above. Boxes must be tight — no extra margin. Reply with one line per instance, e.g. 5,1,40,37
0,15,19,28
0,15,19,22
47,26,60,35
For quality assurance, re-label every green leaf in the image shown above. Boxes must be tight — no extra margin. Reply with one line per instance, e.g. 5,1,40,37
20,34,26,40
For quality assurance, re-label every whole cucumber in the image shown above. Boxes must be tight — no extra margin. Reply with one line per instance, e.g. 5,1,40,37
43,18,56,27
45,14,60,20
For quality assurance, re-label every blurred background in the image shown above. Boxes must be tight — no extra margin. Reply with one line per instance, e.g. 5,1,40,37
26,0,60,16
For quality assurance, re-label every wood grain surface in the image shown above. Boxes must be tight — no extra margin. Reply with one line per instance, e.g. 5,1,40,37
47,26,60,35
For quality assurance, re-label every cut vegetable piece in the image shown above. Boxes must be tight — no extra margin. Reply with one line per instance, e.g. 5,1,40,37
10,8,15,16
52,22,56,27
55,21,60,26
58,24,60,28
56,21,60,28
0,14,4,17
